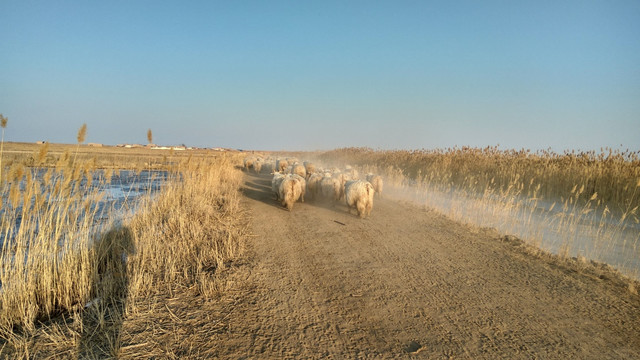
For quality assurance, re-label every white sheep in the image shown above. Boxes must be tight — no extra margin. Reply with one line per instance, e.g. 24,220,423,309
272,172,286,200
303,162,317,178
345,180,374,218
332,172,347,200
365,174,383,197
279,174,303,211
306,173,323,201
276,159,289,173
243,156,256,171
321,173,342,205
291,174,306,202
291,164,306,179
253,159,263,174
344,167,359,181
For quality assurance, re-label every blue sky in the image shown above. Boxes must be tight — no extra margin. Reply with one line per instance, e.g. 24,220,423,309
1,1,639,151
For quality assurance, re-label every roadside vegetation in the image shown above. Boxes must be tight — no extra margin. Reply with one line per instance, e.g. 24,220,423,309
304,147,640,279
0,121,247,358
315,147,640,213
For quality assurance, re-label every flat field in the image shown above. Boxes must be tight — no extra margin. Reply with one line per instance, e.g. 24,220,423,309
1,141,227,169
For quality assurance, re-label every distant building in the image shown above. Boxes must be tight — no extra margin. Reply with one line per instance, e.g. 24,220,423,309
149,145,187,151
88,143,103,147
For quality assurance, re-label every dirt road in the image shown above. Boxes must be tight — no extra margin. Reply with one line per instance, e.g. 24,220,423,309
209,172,640,359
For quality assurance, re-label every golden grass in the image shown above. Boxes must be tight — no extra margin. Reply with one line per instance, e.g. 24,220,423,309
0,135,247,358
298,147,640,279
1,141,221,171
125,154,247,300
316,146,640,214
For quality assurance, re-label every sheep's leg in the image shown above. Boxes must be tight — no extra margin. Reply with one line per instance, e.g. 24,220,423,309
357,201,366,218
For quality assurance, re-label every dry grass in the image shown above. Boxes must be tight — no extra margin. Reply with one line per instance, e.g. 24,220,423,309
316,146,640,213
1,141,221,170
0,134,248,358
125,155,247,300
298,147,640,279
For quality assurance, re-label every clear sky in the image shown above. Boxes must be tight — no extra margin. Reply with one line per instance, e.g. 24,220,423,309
1,1,639,151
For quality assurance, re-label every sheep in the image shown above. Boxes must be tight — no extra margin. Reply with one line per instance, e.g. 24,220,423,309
306,173,323,201
344,167,359,181
272,172,286,200
276,159,289,173
320,173,342,205
253,159,263,174
291,164,306,178
279,174,303,211
332,172,347,200
365,174,384,197
243,156,256,171
303,162,317,178
345,180,374,218
291,174,306,202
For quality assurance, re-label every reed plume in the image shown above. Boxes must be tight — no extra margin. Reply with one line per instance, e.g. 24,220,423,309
77,123,87,144
147,128,153,170
0,114,7,185
36,141,50,165
73,123,87,165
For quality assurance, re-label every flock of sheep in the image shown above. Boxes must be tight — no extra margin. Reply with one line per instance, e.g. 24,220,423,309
243,156,383,218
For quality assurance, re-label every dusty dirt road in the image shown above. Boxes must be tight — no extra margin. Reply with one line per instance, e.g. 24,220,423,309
209,172,640,359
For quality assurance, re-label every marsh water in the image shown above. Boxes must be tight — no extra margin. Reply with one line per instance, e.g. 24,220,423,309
0,169,171,247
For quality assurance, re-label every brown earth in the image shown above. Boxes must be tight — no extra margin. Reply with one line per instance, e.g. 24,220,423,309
206,172,640,359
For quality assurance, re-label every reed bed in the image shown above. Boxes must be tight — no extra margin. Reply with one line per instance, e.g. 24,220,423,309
317,146,640,214
0,130,247,357
313,147,640,279
125,154,247,300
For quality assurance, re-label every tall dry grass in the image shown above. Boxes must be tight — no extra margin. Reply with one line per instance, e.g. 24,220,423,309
0,159,107,334
317,146,640,214
0,114,7,182
0,128,246,357
125,154,247,300
313,147,640,279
